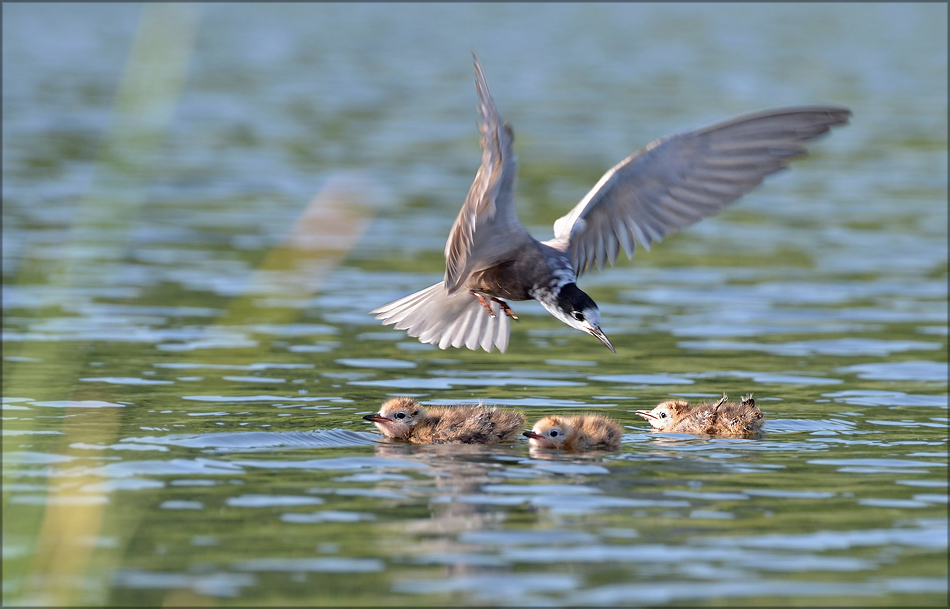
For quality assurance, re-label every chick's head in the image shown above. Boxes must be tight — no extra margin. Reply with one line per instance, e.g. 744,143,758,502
363,397,425,439
523,415,574,449
635,400,689,431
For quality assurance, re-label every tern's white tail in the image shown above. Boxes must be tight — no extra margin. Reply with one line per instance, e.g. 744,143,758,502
371,282,510,353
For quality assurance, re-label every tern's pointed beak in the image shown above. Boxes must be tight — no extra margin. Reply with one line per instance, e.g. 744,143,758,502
363,414,392,423
585,322,616,353
523,430,543,440
634,410,656,421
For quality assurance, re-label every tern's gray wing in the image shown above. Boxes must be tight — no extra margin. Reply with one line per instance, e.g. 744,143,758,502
547,106,852,276
443,52,533,294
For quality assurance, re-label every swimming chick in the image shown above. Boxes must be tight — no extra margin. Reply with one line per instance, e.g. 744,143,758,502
635,394,764,437
523,414,623,451
362,397,525,444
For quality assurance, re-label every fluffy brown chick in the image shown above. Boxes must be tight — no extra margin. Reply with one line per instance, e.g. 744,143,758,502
362,397,525,444
523,414,623,451
636,394,764,437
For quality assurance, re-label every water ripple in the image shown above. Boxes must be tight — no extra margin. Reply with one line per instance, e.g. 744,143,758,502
30,400,125,408
234,456,429,471
226,494,325,508
232,557,383,573
529,495,691,514
836,361,948,382
809,457,947,474
823,390,948,407
122,430,379,451
394,573,580,598
337,358,416,369
113,569,255,597
349,377,586,389
482,483,602,495
281,510,377,523
591,373,693,385
572,578,948,606
79,377,175,385
182,395,351,403
156,362,314,371
503,543,872,571
79,458,244,478
678,338,941,356
221,376,287,383
708,521,947,551
458,530,599,546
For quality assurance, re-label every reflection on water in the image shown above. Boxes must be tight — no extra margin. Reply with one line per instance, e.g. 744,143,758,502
3,2,947,607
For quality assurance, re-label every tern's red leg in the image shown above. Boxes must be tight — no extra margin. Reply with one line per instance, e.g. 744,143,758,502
492,298,518,320
475,294,496,318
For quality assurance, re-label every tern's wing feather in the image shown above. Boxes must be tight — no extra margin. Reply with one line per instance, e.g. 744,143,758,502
444,52,532,294
372,282,510,353
550,106,852,276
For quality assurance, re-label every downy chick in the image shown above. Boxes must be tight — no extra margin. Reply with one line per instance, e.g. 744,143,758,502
523,414,623,451
636,394,764,437
363,397,525,444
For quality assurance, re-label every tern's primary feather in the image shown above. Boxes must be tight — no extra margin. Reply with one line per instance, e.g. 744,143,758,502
547,106,852,276
372,281,510,353
443,51,532,295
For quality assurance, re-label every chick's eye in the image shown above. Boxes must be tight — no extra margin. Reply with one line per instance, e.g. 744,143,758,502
549,430,559,437
572,311,584,321
395,412,406,420
659,412,667,419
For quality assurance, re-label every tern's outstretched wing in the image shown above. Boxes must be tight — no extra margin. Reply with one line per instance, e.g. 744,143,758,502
547,106,852,276
443,52,533,294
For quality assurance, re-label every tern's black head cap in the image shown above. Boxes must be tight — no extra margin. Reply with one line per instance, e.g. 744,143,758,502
557,283,598,314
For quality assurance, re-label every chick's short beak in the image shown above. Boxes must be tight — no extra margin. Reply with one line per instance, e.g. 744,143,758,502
363,414,392,423
634,410,655,421
523,430,543,440
585,322,616,353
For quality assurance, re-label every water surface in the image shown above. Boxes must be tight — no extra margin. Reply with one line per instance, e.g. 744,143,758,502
3,3,947,606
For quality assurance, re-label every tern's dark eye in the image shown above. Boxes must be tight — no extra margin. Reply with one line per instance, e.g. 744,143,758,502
549,430,559,437
395,412,407,420
572,311,584,321
659,412,667,419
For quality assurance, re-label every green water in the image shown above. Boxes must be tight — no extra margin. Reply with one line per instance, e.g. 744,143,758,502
3,3,947,606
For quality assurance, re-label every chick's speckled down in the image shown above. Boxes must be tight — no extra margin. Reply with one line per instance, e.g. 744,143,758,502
364,397,525,444
525,414,623,451
636,394,764,437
